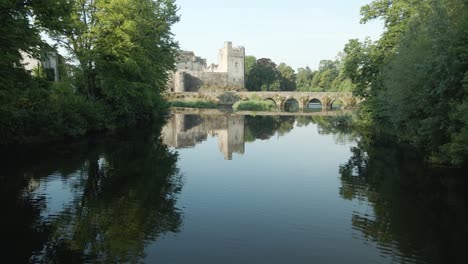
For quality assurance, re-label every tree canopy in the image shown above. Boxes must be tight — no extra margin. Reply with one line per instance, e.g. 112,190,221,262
343,0,468,165
0,0,180,145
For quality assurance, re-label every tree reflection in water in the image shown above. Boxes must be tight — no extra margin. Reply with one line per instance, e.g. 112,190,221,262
6,112,463,263
0,127,182,263
244,115,354,143
244,116,296,142
339,135,468,263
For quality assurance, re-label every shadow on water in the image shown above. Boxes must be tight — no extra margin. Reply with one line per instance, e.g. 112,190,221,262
0,125,183,263
339,134,468,263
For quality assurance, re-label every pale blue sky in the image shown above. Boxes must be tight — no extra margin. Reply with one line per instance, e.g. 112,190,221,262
173,0,383,70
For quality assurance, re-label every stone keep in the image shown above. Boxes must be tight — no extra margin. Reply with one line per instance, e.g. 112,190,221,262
169,41,245,92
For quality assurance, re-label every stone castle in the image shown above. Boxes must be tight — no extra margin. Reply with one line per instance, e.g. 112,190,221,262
168,41,245,92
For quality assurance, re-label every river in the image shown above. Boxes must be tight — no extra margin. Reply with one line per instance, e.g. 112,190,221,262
1,109,467,263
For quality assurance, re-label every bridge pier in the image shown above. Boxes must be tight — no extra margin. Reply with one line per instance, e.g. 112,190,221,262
298,98,306,111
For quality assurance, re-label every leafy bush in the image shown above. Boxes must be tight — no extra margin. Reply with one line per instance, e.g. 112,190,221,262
170,100,218,109
232,100,276,111
0,84,110,145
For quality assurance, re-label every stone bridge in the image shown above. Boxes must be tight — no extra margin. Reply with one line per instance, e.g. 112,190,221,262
167,91,359,110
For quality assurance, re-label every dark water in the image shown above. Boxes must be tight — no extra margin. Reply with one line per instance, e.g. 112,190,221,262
1,111,467,263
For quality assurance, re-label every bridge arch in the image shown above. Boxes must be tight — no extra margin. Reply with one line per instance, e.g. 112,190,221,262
283,98,300,112
263,98,277,107
330,99,345,110
306,98,323,109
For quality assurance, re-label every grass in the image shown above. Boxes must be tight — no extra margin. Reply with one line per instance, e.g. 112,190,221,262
170,100,218,109
232,100,276,111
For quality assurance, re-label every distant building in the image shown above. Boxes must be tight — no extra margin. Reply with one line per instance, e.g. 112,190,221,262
20,50,62,82
168,41,246,92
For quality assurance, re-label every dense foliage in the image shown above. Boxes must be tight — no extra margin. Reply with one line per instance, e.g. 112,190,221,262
244,55,354,92
343,0,468,165
297,59,355,92
245,57,285,91
0,0,179,145
232,100,276,111
170,100,218,109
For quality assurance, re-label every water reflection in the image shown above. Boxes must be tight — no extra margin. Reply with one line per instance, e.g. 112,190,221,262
339,135,468,263
163,110,354,160
163,114,245,160
2,111,466,263
0,128,182,263
307,99,322,110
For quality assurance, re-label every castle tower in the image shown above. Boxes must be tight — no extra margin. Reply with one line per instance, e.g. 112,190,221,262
217,41,245,88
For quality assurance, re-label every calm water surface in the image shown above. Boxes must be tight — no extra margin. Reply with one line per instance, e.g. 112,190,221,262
1,111,467,263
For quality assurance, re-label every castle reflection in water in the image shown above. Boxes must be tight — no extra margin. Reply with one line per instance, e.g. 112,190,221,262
163,114,245,160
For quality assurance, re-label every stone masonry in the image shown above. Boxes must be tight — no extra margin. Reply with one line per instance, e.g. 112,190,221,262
168,42,245,92
167,91,359,109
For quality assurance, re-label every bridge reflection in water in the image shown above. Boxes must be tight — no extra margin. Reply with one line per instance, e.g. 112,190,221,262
162,109,350,160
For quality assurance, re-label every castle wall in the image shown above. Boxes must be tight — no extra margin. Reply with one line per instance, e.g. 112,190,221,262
169,41,245,92
176,60,206,72
182,71,229,92
173,72,186,93
176,51,207,71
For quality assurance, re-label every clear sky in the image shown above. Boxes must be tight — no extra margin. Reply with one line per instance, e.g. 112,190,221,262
172,0,383,70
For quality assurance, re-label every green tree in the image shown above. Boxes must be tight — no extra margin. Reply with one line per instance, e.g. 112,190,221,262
1,0,180,145
245,58,281,91
245,55,257,75
343,0,468,165
308,60,341,91
296,67,314,91
381,0,468,164
278,63,296,91
49,0,179,126
341,0,422,127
